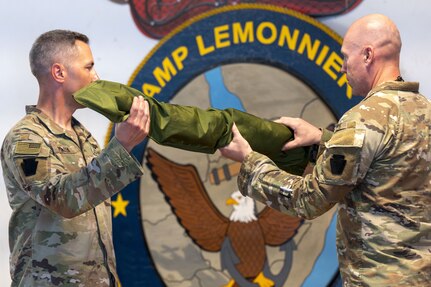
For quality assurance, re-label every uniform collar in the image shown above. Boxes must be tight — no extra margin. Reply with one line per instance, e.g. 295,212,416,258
25,105,92,140
365,81,420,100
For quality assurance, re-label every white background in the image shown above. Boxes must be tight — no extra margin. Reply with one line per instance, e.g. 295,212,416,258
1,0,430,285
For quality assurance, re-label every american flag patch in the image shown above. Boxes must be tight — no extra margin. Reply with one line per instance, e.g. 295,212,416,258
15,142,41,155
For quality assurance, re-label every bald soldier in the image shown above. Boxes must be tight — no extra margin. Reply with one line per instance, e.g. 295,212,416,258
220,14,431,286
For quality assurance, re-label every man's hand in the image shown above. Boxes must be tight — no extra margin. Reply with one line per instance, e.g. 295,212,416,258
219,123,253,162
274,117,322,151
115,96,150,152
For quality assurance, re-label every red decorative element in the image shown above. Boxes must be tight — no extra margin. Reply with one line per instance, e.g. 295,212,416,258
129,0,362,39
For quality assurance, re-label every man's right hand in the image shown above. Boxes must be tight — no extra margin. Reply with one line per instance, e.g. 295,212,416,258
274,117,322,151
115,96,150,152
219,123,253,162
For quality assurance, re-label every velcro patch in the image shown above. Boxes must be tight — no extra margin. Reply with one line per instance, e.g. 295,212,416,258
319,126,365,185
15,142,41,155
330,154,346,175
21,158,39,176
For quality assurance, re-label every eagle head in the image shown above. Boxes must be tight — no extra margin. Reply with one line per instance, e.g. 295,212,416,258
226,190,257,223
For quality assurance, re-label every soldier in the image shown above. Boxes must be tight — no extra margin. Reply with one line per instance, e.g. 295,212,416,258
1,30,150,286
220,14,431,286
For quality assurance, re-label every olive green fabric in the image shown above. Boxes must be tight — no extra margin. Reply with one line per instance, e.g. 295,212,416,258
73,80,309,175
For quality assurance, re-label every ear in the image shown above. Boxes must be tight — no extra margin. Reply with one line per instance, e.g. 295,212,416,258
363,46,374,64
51,63,66,83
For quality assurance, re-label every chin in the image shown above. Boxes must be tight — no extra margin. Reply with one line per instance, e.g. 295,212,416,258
351,87,366,97
352,91,364,97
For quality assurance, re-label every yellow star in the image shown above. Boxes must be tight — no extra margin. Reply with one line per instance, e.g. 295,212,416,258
111,193,129,218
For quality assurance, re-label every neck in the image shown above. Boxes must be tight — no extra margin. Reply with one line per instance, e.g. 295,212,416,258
229,207,257,223
371,65,401,89
36,88,76,131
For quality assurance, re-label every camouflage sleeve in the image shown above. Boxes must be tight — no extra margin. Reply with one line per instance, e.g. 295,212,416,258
237,94,393,219
310,127,334,163
237,151,336,219
237,121,364,219
5,135,144,218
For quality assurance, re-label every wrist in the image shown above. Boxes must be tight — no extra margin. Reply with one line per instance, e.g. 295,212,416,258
242,145,253,161
315,128,323,144
115,136,133,153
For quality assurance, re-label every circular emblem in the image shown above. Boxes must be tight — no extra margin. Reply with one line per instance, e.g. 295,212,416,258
110,4,361,286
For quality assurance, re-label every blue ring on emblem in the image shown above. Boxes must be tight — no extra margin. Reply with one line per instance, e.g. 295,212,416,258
111,4,361,286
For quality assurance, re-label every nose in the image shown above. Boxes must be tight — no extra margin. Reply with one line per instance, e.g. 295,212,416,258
92,70,100,82
340,61,346,74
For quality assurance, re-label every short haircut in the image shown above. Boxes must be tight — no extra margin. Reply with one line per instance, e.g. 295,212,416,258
29,29,89,79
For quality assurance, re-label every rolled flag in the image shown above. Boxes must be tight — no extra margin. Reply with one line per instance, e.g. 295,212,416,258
73,80,309,175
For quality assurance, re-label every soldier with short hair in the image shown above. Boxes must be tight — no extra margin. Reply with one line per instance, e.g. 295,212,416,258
1,30,150,286
220,14,431,286
1,28,313,287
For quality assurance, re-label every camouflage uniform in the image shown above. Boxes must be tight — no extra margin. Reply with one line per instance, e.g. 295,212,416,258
1,106,144,286
237,81,431,286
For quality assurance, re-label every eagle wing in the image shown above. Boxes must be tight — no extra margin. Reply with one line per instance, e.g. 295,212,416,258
146,148,229,252
258,206,303,246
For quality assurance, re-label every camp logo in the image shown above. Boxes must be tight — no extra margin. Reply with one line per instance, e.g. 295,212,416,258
110,4,361,286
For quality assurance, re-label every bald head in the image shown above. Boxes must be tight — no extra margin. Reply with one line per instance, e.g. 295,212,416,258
346,14,401,61
340,14,402,96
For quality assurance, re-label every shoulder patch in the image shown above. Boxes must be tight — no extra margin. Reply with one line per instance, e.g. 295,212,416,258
330,154,346,175
335,121,356,131
15,142,42,155
21,158,39,176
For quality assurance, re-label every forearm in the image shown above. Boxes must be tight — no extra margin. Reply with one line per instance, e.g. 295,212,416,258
238,151,336,219
24,138,143,218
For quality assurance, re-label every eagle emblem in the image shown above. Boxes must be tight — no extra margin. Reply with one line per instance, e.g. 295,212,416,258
146,148,303,286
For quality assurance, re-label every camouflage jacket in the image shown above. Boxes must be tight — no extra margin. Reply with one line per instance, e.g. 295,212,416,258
238,81,431,286
1,106,144,286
